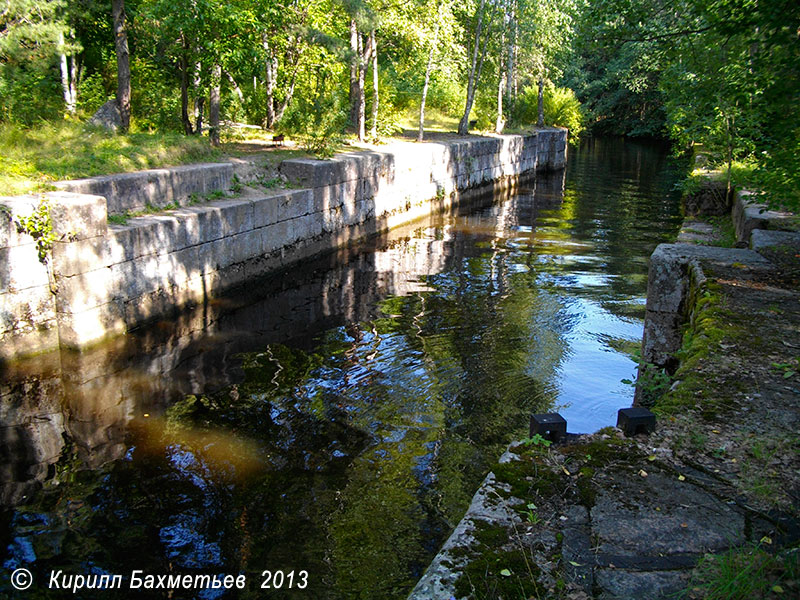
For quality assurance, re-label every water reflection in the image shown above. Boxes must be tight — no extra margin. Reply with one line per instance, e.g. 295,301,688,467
0,138,685,598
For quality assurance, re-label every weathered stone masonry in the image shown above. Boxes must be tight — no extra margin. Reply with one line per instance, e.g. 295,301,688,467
1,129,567,359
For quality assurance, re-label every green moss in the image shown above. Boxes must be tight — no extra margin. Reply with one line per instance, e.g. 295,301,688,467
492,458,565,501
576,466,597,508
453,548,542,600
656,280,748,416
472,520,510,548
561,437,637,469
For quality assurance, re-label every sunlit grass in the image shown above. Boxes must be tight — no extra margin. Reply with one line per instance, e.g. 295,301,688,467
396,107,460,132
0,120,222,196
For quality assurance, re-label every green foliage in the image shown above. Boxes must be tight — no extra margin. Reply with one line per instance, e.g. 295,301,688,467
129,57,183,132
284,67,346,158
14,194,56,264
77,70,113,116
542,85,583,138
0,62,64,124
511,84,584,138
520,433,552,448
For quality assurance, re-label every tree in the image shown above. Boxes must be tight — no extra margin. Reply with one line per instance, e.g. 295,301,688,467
0,0,73,121
111,0,130,131
417,1,443,142
457,0,499,135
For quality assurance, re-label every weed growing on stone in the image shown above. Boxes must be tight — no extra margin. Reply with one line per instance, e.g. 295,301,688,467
14,195,56,264
107,201,182,226
520,434,552,448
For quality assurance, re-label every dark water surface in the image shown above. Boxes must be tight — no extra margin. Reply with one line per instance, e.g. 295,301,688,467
1,138,686,598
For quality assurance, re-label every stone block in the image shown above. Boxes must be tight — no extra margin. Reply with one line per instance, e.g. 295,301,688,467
56,300,126,349
1,197,41,249
0,244,50,292
313,183,347,213
252,194,279,228
0,322,59,359
216,230,262,267
276,189,314,221
280,158,348,188
177,205,224,244
261,221,290,254
529,412,567,442
47,192,107,239
54,162,234,215
54,266,116,314
751,229,800,252
51,236,111,278
617,407,656,436
290,214,324,241
733,190,797,243
215,198,255,236
0,285,55,335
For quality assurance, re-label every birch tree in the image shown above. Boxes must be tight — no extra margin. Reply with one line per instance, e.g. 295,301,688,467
457,0,501,135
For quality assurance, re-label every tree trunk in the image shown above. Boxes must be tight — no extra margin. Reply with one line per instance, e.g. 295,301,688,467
495,73,504,133
506,1,516,106
349,19,360,132
59,56,76,114
459,0,496,135
458,0,486,135
224,70,244,105
274,63,299,125
194,62,204,135
263,33,276,129
69,54,80,109
112,0,131,132
209,64,221,147
179,37,193,134
369,30,378,140
418,15,441,142
58,33,77,114
195,96,205,136
357,34,368,142
537,78,545,127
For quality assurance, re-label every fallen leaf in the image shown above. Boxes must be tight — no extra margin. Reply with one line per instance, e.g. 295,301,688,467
638,469,648,477
647,455,656,461
499,569,511,577
678,475,686,481
772,585,784,594
562,466,571,476
569,561,582,567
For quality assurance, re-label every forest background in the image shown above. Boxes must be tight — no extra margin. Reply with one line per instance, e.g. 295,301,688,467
0,0,798,209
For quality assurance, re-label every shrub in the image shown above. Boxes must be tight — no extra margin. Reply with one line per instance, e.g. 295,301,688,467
511,84,584,139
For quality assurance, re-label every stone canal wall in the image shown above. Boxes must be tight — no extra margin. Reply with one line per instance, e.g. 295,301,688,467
0,129,567,358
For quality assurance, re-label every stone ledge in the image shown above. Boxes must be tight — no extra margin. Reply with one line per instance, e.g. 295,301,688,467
641,243,775,371
733,190,798,244
53,162,235,216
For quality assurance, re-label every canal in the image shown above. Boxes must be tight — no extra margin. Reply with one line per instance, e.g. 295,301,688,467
1,137,686,598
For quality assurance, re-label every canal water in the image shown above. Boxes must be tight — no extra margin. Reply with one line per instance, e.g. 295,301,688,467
0,138,686,598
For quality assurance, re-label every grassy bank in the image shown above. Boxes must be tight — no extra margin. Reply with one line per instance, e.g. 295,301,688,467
0,121,223,196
